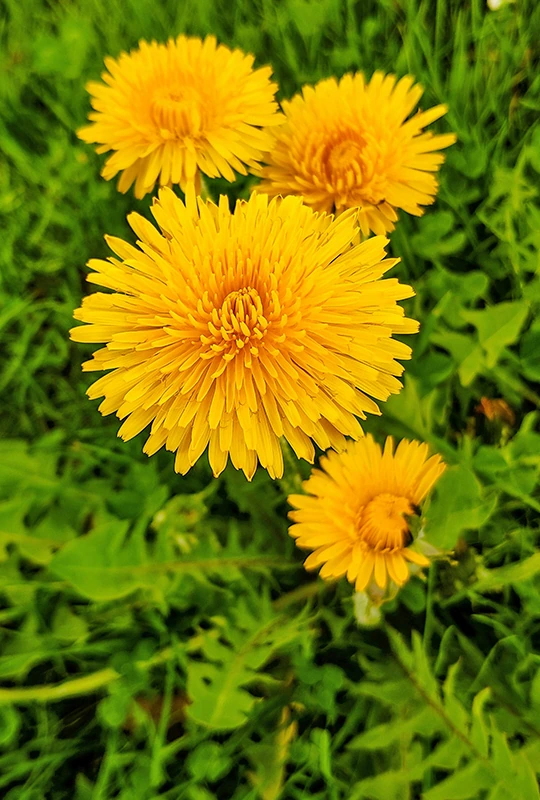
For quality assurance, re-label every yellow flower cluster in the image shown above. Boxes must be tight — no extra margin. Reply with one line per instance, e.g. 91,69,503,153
72,35,455,594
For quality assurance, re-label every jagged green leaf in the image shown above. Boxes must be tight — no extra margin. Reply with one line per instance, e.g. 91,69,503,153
422,761,493,800
187,599,306,730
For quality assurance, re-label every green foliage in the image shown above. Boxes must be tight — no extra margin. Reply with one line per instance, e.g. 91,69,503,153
350,630,540,800
187,597,307,730
426,464,498,548
1,0,540,797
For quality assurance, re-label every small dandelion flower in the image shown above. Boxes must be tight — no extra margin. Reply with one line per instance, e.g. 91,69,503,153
258,72,456,236
288,436,445,590
70,190,418,480
78,35,282,198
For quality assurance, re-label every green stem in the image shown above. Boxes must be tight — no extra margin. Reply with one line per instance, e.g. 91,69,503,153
272,580,324,611
198,174,212,203
279,439,304,496
422,561,438,655
0,645,177,706
0,668,119,705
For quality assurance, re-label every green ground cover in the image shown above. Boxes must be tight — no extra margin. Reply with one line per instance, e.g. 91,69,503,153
1,0,540,797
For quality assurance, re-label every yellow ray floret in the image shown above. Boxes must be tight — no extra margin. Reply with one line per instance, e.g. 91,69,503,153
289,436,446,590
78,35,283,198
258,72,456,236
70,190,419,480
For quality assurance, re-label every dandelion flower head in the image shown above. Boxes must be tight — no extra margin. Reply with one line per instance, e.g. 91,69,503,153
70,191,419,480
258,72,456,236
289,436,445,590
78,35,282,198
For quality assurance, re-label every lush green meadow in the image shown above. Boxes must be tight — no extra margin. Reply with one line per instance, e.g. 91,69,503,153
1,0,540,797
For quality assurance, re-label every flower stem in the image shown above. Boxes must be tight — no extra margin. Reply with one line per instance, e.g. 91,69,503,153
279,439,304,497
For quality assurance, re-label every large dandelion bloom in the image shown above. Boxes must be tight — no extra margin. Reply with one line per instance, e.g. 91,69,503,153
258,72,456,236
70,190,418,480
78,35,282,198
288,436,445,590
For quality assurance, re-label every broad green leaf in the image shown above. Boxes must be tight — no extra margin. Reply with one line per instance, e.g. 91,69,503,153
451,144,488,178
354,679,411,707
0,635,56,680
49,521,152,601
425,737,468,770
509,427,540,464
98,685,132,729
423,760,493,800
52,605,88,643
413,351,454,390
473,447,510,479
411,211,467,259
425,465,497,548
458,347,486,386
49,516,291,602
0,439,60,497
399,578,426,614
286,0,337,38
430,330,485,385
351,769,411,800
511,752,540,800
488,782,512,800
0,500,76,565
186,742,232,783
461,301,529,368
427,264,489,306
32,16,91,78
474,553,540,591
523,740,540,775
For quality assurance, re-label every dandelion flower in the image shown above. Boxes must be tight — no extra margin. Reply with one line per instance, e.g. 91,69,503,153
258,72,456,236
78,35,282,198
70,190,418,480
288,436,445,590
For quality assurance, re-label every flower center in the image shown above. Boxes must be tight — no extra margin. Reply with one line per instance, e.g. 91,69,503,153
151,87,206,138
357,493,415,552
326,139,366,185
202,287,269,361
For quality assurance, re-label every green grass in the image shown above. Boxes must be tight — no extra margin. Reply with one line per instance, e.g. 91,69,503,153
1,0,540,797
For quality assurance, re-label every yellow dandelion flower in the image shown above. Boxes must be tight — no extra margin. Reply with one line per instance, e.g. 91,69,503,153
78,35,282,198
258,72,456,236
70,190,419,480
288,436,446,590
